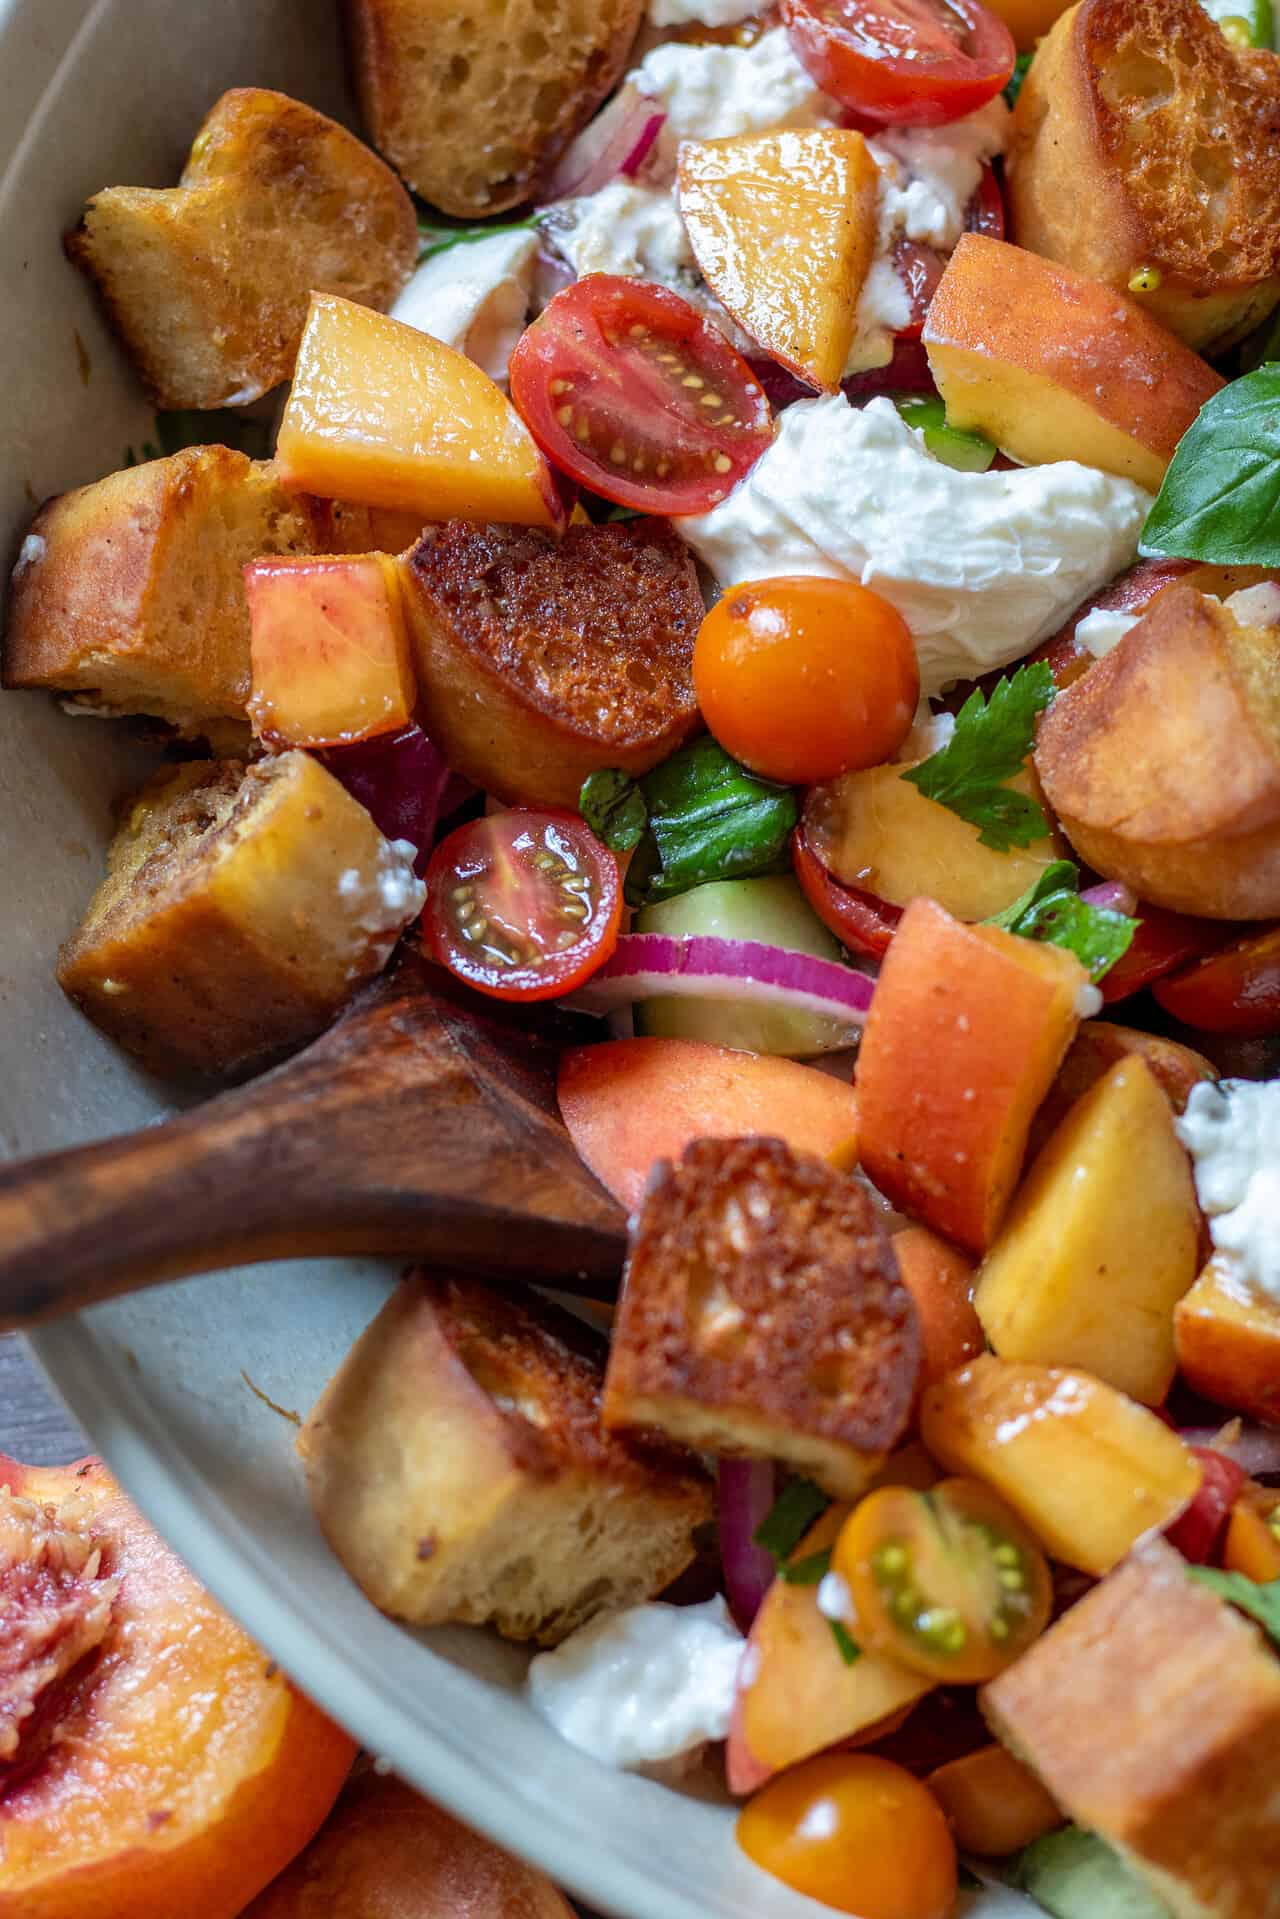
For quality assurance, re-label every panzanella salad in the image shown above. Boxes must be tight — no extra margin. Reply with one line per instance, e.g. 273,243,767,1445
5,0,1280,1911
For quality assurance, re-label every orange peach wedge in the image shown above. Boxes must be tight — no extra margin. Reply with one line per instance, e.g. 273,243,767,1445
276,292,563,527
245,552,417,749
0,1453,355,1919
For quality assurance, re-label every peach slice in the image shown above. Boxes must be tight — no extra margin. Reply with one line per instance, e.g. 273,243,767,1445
926,1745,1062,1856
0,1454,354,1919
1174,1257,1280,1426
923,234,1223,490
891,1226,983,1394
678,129,880,393
1026,1019,1216,1163
557,1036,860,1213
727,1504,933,1796
276,292,563,527
245,553,417,749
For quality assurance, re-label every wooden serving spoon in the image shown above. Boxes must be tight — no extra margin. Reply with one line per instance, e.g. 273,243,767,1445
0,952,628,1333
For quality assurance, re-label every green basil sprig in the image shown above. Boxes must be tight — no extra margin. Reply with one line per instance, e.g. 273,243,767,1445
987,860,1138,981
1140,366,1280,565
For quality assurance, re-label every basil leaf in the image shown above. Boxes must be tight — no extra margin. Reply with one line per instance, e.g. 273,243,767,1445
986,860,1081,931
1004,50,1032,105
753,1478,829,1565
1187,1568,1280,1647
779,1548,832,1587
895,396,997,473
1140,367,1280,565
579,769,648,851
987,859,1138,981
828,1619,861,1665
624,737,799,908
417,214,538,265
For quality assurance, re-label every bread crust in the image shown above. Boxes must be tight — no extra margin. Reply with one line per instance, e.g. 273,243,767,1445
603,1136,920,1498
1009,0,1280,349
344,0,646,216
65,88,417,408
404,518,703,807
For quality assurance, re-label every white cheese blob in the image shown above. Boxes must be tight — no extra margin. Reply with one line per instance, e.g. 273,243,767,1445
544,180,696,286
649,0,759,22
1225,580,1280,627
678,396,1152,696
392,229,539,382
335,836,425,975
527,1596,744,1769
1176,1079,1280,1307
1074,606,1142,659
630,28,835,171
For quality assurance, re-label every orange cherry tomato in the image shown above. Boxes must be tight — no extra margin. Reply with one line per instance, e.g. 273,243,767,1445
738,1753,957,1919
1153,923,1280,1036
833,1478,1052,1684
1224,1495,1280,1582
694,577,919,784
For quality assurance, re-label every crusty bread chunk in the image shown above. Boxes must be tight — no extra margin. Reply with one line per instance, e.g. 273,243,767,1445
300,497,426,557
603,1137,920,1499
404,517,703,807
65,88,417,408
3,446,314,740
58,752,423,1077
299,1270,710,1646
344,0,645,215
1009,0,1280,350
983,1535,1280,1919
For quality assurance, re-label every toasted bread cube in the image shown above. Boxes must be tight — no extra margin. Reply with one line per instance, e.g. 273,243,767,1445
245,554,417,750
300,497,426,557
344,0,645,216
983,1535,1280,1918
603,1137,920,1499
404,519,703,808
1175,1257,1280,1426
1009,0,1280,351
299,1269,710,1645
58,751,424,1077
3,447,314,738
65,88,417,409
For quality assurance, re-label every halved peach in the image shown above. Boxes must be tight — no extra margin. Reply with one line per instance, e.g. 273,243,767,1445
245,553,417,749
678,128,880,393
924,234,1223,489
0,1454,355,1919
276,292,562,527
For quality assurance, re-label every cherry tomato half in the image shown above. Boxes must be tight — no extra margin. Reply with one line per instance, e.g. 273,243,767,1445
1101,904,1234,1005
424,811,620,1002
738,1753,957,1919
508,276,773,516
792,825,903,956
694,577,919,784
1225,1494,1280,1582
1165,1449,1246,1564
966,162,1006,239
1153,923,1280,1036
833,1478,1053,1683
782,0,1015,128
890,170,1003,337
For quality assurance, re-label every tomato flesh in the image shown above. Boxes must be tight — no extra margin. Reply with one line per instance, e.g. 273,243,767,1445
1153,923,1280,1035
792,826,903,957
782,0,1015,127
1166,1449,1246,1565
1101,904,1233,1004
508,276,773,516
834,1478,1053,1683
424,811,620,1002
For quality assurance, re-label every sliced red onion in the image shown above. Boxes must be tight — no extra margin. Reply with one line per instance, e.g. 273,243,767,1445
1180,1421,1280,1479
1081,880,1138,916
319,724,449,875
718,1459,777,1631
572,933,876,1026
544,86,665,201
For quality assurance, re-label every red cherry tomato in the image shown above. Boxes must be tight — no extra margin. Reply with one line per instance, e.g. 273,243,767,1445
792,826,903,957
1153,924,1280,1036
424,810,620,1002
1100,904,1234,1005
508,276,773,516
893,241,946,339
782,0,1015,128
965,162,1006,238
1166,1449,1247,1565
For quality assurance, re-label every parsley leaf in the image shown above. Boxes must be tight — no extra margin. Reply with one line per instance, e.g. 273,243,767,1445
986,859,1138,981
753,1478,829,1566
1187,1568,1280,1647
1140,367,1280,566
579,769,648,852
828,1619,861,1665
779,1548,832,1587
1003,50,1032,106
902,664,1055,851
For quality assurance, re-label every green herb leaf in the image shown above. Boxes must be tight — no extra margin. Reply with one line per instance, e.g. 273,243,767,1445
986,859,1138,980
1187,1568,1280,1646
416,214,538,265
753,1478,830,1566
903,664,1056,852
1140,367,1280,566
1003,49,1032,105
895,396,997,473
780,1548,833,1587
828,1619,861,1665
624,737,799,908
579,769,648,851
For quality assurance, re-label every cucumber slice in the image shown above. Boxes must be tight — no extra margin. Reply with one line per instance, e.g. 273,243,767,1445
1012,1828,1174,1919
1200,0,1273,46
895,396,997,473
633,874,858,1057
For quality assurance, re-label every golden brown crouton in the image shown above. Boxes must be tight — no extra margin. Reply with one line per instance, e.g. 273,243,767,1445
403,518,704,808
58,751,424,1078
300,497,426,557
299,1270,710,1646
3,447,314,740
983,1536,1280,1919
1009,0,1280,350
344,0,645,216
603,1137,920,1499
65,88,417,409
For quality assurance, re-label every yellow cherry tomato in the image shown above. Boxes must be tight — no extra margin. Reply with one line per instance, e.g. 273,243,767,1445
693,577,919,785
738,1753,957,1919
833,1477,1053,1684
